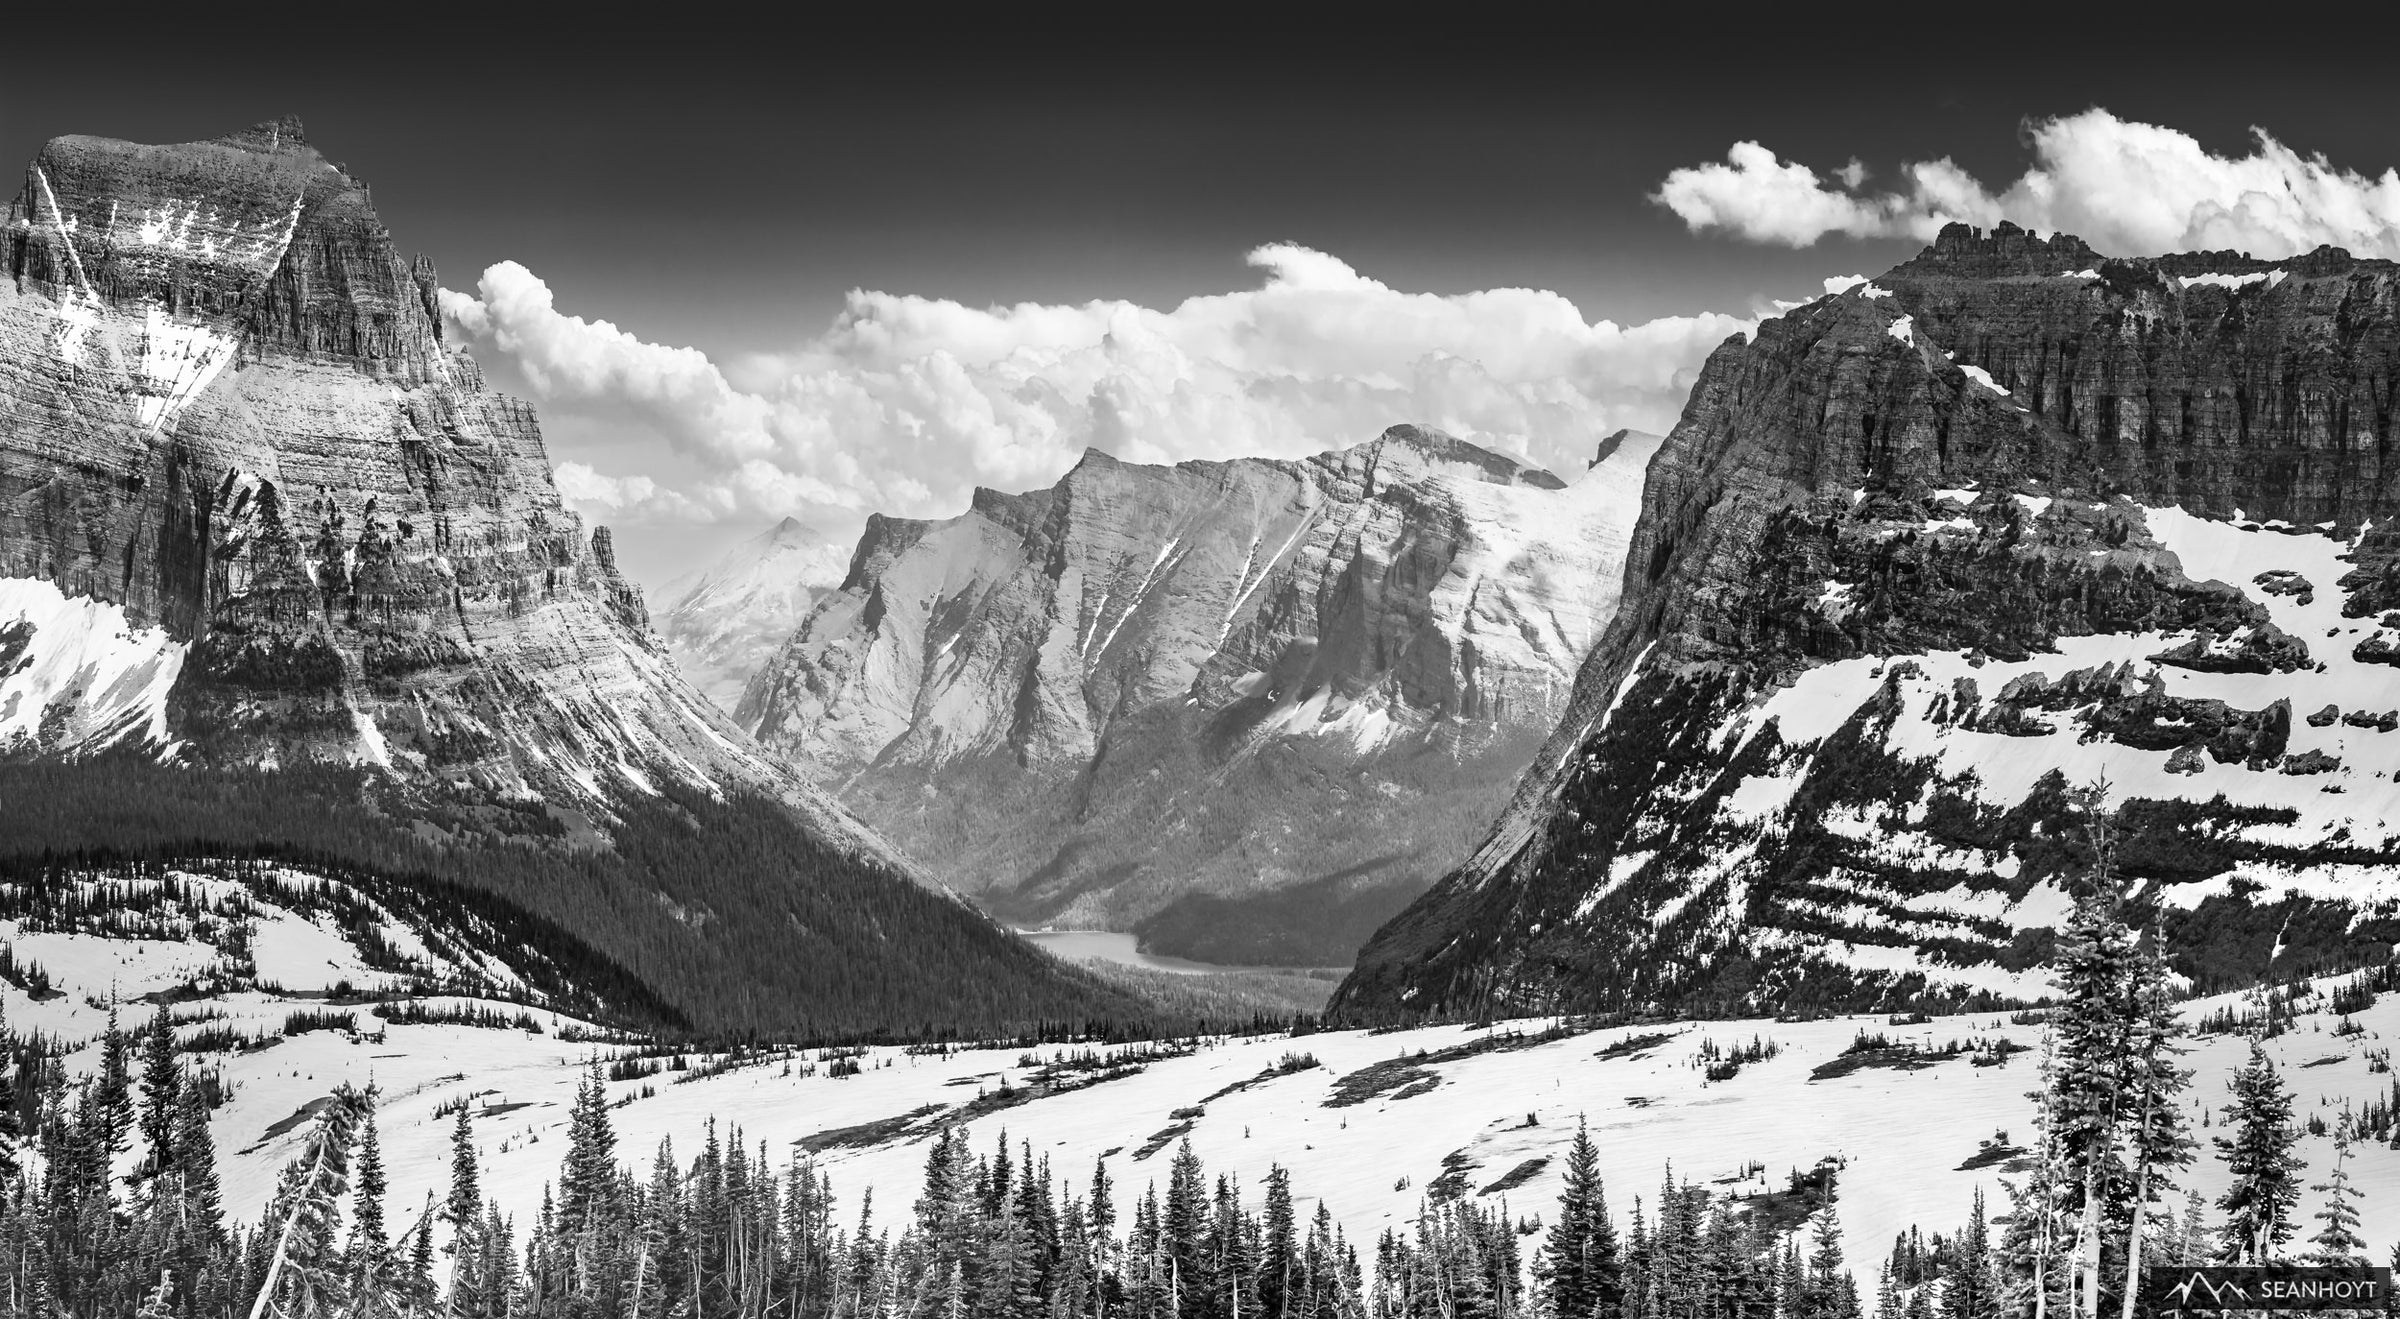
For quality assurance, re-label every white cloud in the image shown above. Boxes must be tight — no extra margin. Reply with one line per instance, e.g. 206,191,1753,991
443,247,1754,526
1653,109,2400,259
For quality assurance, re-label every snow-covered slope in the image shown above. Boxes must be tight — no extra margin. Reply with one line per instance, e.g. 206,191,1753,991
12,891,2395,1280
738,425,1661,963
657,517,851,711
1336,224,2400,1022
0,577,185,755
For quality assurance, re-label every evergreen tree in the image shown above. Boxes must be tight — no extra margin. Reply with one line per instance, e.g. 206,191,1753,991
2113,930,2194,1319
2305,1117,2366,1265
1263,1165,1298,1319
445,1102,485,1313
1805,1203,1852,1319
2046,790,2135,1319
248,1083,371,1319
351,1097,392,1293
1939,1189,1992,1319
0,996,20,1184
95,1003,135,1172
138,1000,182,1179
2172,1189,2209,1267
2213,1042,2302,1263
559,1063,618,1237
1540,1120,1621,1319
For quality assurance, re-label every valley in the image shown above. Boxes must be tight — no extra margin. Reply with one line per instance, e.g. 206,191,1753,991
0,88,2397,1319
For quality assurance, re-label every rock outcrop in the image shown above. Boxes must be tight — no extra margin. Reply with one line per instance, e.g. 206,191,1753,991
739,425,1661,963
1333,224,2400,1021
0,118,855,832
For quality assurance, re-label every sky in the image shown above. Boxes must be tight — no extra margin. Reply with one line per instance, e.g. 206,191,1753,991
9,9,2400,592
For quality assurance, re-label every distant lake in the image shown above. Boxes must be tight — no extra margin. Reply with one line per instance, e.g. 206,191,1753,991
1014,929,1257,976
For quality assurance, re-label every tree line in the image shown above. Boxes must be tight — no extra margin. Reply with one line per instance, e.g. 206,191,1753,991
0,784,2393,1317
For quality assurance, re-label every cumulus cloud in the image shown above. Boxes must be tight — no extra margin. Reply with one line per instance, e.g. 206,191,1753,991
442,247,1753,526
1654,108,2400,259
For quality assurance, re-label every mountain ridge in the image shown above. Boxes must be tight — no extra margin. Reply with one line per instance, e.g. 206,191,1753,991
1333,221,2400,1022
739,422,1659,963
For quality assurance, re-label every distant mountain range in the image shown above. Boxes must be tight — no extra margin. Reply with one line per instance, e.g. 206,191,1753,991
14,117,2387,1033
733,425,1658,964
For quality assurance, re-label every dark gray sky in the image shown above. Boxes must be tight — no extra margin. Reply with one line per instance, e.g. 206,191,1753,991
9,8,2394,586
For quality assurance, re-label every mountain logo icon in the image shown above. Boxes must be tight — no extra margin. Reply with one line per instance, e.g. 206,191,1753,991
2164,1273,2249,1307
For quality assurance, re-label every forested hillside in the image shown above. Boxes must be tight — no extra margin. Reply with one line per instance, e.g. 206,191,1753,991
0,756,1148,1041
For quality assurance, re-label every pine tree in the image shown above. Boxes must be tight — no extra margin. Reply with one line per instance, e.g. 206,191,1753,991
2114,930,2194,1319
2047,787,2135,1319
350,1097,392,1295
1263,1165,1298,1319
408,1197,437,1309
2172,1188,2210,1267
1806,1202,1851,1319
174,1073,227,1241
247,1083,370,1319
138,1001,181,1178
0,1000,19,1185
1940,1188,1992,1319
444,1103,484,1313
1167,1139,1209,1317
2305,1117,2366,1265
560,1063,618,1238
1541,1120,1621,1319
2214,1042,2302,1263
95,1003,135,1172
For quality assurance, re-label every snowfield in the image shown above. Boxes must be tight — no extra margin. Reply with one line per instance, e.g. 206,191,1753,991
0,576,186,755
3,870,2395,1266
1620,504,2400,999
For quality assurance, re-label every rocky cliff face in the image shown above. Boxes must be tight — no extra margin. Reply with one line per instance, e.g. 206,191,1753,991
0,118,875,839
657,517,851,712
1334,223,2400,1021
739,425,1660,963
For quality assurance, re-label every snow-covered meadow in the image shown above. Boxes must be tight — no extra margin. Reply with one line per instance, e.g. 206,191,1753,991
5,875,2394,1264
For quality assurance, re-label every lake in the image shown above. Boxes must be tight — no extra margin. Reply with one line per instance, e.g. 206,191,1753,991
1014,929,1256,976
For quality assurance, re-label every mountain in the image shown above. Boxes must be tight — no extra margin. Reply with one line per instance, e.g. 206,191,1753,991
1334,223,2400,1023
0,118,1142,1037
738,424,1661,964
657,516,851,710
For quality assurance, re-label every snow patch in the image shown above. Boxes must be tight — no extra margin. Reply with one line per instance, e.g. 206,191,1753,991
135,305,238,435
1958,365,2009,398
0,577,186,754
2177,271,2283,292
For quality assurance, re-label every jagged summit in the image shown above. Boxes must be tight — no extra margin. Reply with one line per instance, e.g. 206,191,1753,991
1361,423,1566,488
736,412,1663,962
1586,427,1658,472
211,115,310,150
1892,220,2386,286
1052,424,1559,492
1900,219,2104,276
